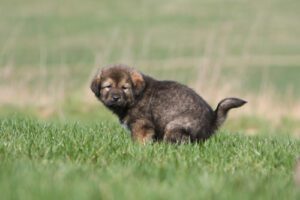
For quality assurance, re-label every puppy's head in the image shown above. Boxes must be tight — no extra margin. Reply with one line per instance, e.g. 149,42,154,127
91,65,145,109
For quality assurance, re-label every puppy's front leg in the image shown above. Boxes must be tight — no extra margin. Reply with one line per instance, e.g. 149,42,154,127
130,119,155,144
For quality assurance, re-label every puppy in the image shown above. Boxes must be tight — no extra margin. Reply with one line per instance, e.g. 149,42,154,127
91,64,246,143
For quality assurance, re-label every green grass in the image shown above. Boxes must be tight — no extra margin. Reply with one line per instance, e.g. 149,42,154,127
0,117,299,200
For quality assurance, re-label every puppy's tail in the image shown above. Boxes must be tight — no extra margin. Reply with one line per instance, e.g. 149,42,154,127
214,98,247,130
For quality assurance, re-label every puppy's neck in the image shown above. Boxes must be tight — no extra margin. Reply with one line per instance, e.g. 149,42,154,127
109,106,128,121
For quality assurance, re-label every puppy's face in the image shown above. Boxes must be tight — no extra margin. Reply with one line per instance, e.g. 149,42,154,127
91,65,145,109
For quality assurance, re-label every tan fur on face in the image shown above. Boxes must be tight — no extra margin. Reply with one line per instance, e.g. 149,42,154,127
101,78,114,88
99,78,113,99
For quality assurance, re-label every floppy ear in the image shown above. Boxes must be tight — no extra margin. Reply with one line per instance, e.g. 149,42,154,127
90,69,102,97
130,69,145,96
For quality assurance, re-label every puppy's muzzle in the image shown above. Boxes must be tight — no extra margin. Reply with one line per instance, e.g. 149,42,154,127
106,92,123,106
112,94,120,102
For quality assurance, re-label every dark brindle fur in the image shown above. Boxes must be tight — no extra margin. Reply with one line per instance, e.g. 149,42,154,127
91,64,246,143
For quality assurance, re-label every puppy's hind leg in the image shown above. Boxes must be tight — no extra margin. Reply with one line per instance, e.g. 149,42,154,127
163,119,192,143
163,129,190,143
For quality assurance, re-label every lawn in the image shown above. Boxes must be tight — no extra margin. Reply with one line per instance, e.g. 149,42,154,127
0,117,299,200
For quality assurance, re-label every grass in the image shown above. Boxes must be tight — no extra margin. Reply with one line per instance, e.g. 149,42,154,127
0,116,299,200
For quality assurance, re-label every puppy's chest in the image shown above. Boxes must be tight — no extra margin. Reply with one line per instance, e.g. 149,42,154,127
120,116,130,131
120,107,152,130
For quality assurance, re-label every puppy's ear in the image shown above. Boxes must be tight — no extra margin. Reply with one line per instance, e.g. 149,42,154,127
130,69,145,96
90,69,102,97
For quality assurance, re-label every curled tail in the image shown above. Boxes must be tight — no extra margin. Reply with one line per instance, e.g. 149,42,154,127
214,98,247,130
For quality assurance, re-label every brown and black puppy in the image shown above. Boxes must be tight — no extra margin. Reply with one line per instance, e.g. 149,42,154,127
91,64,246,144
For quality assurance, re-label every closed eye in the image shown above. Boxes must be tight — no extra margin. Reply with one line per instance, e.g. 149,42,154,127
102,85,112,89
122,85,131,90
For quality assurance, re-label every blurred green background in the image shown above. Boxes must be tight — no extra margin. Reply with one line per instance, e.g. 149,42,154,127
1,1,299,94
1,0,300,130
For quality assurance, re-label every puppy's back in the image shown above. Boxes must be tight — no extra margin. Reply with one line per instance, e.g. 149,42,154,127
142,77,245,140
146,79,215,133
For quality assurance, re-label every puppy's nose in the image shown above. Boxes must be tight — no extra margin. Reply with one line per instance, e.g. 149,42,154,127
112,95,120,101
